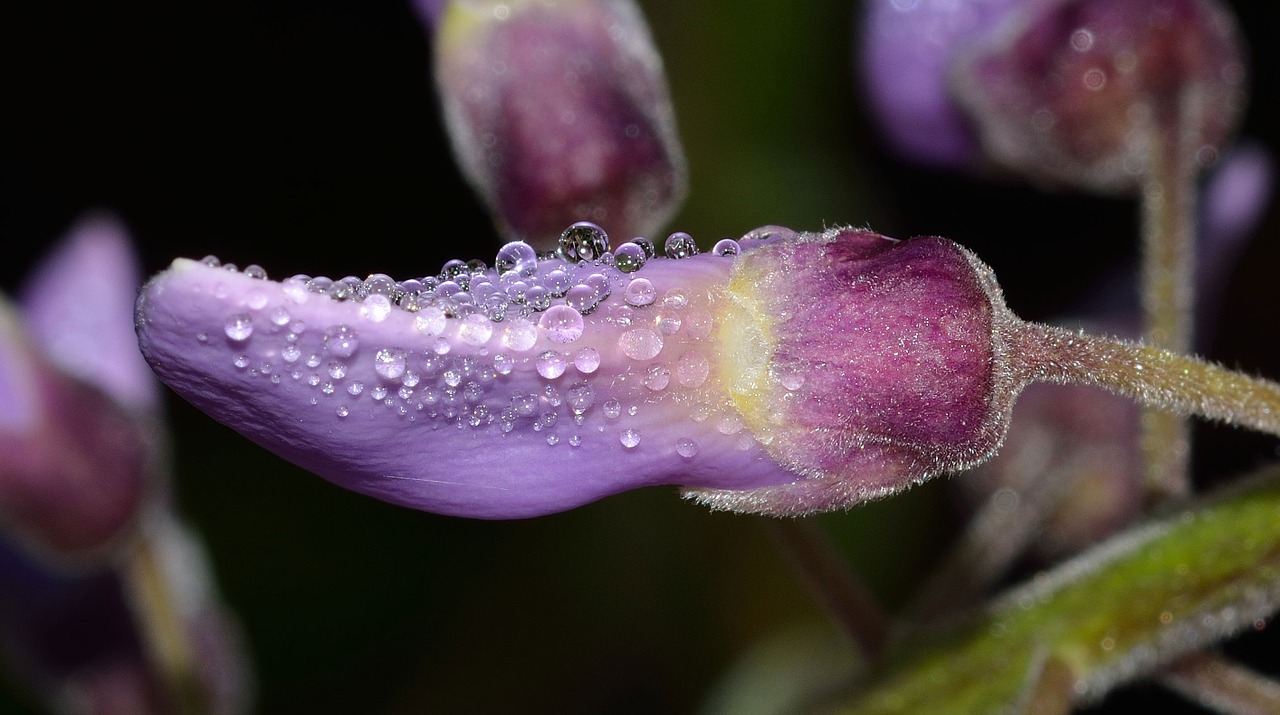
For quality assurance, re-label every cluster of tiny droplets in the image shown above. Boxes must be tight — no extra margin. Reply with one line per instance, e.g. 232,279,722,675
199,223,780,457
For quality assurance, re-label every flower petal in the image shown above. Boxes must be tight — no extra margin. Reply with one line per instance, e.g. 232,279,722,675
135,247,798,518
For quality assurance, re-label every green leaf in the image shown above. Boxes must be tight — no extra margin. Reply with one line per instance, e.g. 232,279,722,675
839,468,1280,714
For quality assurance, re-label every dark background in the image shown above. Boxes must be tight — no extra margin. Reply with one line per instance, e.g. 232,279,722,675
1,1,1277,712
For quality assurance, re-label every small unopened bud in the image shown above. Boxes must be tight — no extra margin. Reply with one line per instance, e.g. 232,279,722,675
953,0,1247,192
432,0,687,247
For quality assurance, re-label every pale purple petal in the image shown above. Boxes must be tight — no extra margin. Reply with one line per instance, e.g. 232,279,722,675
21,214,159,415
136,247,796,519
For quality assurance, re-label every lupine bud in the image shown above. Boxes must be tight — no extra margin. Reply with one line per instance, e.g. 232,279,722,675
432,0,687,247
0,218,157,558
952,0,1247,192
135,225,1280,518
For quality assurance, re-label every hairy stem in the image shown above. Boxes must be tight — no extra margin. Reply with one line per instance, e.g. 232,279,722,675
1010,322,1280,440
766,518,888,664
123,530,207,715
1138,101,1200,502
1160,652,1280,715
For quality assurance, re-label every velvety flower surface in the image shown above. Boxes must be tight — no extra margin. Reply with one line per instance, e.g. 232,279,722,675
433,0,687,246
136,227,1018,518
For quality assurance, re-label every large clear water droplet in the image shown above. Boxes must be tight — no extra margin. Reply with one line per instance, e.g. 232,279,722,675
573,347,600,374
613,242,647,273
539,305,585,344
713,238,741,257
325,325,360,357
495,241,539,276
535,350,567,379
676,438,698,458
624,278,656,307
558,222,610,262
502,317,538,352
664,232,699,259
374,347,408,380
224,314,254,342
619,328,663,360
619,429,641,449
458,313,495,346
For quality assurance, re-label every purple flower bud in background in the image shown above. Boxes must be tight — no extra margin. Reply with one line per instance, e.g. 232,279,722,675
859,0,1022,170
0,515,252,715
429,0,687,248
952,0,1247,192
0,217,160,559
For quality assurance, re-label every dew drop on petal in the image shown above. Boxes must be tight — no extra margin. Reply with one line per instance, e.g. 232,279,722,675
347,381,364,396
247,290,269,310
325,325,360,357
619,328,663,360
539,304,585,344
233,355,250,369
502,317,538,352
676,438,698,458
603,399,621,419
643,364,671,391
328,361,347,379
656,311,682,335
535,350,567,379
573,347,600,374
270,307,292,326
414,307,447,336
493,353,515,375
495,241,538,276
624,278,656,307
337,406,349,418
360,294,393,322
564,285,600,315
565,382,595,415
512,393,538,416
459,313,495,346
620,429,641,449
613,242,647,273
374,348,408,380
664,232,699,258
676,351,709,388
559,221,610,262
224,314,254,341
282,344,302,363
713,238,741,257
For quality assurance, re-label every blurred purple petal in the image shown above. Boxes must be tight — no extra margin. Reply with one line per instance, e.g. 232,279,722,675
20,214,159,415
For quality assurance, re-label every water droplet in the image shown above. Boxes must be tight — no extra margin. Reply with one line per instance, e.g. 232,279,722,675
337,406,350,418
270,307,292,326
282,344,302,363
282,278,309,304
201,255,221,267
568,435,582,447
624,278,656,307
620,429,641,449
432,338,451,355
613,242,647,273
458,313,495,345
633,237,656,259
502,317,538,352
566,382,595,414
233,355,250,369
564,284,600,315
603,399,622,419
547,435,560,446
538,305,584,344
535,350,567,379
619,328,663,360
713,238,741,257
512,393,538,417
676,351,709,388
306,353,322,368
662,290,688,308
656,311,682,335
493,353,515,375
224,314,254,341
717,413,744,435
414,307,447,336
544,270,572,298
558,221,610,261
325,325,360,357
664,232,699,258
643,364,671,391
374,347,408,380
495,241,538,276
440,258,468,280
247,289,269,310
371,385,388,400
585,273,611,301
348,381,364,396
573,347,600,373
676,438,698,458
328,361,347,379
196,332,208,343
402,371,421,387
360,294,393,322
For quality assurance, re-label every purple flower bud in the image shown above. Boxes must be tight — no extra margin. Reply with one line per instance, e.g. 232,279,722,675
952,0,1247,192
432,0,687,247
859,0,1023,169
135,226,1035,517
0,298,151,558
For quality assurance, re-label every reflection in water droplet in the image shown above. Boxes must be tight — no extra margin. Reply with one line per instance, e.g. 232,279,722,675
573,347,600,373
644,364,671,391
539,304,585,344
624,278,656,307
619,328,663,360
225,314,254,341
361,294,393,322
374,348,408,380
713,238,741,257
676,438,698,458
535,350,567,379
459,313,495,346
414,307,447,335
325,325,360,357
664,232,699,258
566,382,595,414
502,318,538,352
676,351,709,387
495,241,539,276
620,429,641,449
613,242,647,273
559,221,610,261
603,399,621,419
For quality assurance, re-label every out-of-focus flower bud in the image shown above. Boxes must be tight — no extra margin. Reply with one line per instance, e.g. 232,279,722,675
431,0,687,248
952,0,1247,192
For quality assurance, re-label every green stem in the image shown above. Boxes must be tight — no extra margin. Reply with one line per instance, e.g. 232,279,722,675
766,518,888,664
1138,101,1200,503
1010,322,1280,440
123,530,208,715
1160,652,1280,715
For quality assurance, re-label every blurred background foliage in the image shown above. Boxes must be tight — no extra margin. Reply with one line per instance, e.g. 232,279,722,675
0,1,1276,712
